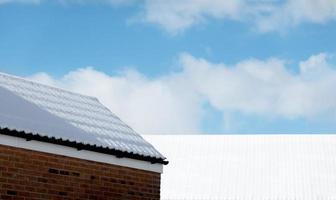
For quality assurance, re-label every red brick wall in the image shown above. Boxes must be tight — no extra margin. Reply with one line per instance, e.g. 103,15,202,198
0,144,161,200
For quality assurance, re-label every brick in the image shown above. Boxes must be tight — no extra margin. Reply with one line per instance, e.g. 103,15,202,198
0,144,161,200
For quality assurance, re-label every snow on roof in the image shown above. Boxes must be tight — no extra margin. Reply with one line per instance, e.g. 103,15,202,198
145,135,336,200
0,72,166,163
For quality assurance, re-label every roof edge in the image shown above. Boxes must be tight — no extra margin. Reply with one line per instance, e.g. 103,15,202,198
0,127,168,165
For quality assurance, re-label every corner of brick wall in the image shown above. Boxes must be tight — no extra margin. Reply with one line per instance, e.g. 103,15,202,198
0,144,161,200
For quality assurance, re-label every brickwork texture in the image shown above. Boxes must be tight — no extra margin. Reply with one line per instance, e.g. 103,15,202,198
0,144,161,200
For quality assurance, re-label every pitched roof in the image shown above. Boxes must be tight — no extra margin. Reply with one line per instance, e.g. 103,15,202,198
145,135,336,199
0,72,167,164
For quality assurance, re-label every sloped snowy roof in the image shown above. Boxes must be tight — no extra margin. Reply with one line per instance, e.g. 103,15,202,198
145,135,336,200
0,72,166,164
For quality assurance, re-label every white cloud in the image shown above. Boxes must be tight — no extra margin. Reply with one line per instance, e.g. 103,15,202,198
29,53,336,134
255,0,336,32
29,67,204,134
142,0,336,33
181,53,336,119
142,0,245,34
2,0,336,33
299,53,332,78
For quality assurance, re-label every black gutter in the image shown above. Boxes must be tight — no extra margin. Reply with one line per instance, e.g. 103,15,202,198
0,128,168,165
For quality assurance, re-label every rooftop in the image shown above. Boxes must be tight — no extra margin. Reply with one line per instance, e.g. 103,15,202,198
146,134,336,199
0,72,167,164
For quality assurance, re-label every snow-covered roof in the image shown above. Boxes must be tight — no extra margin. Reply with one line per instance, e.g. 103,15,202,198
145,135,336,200
0,72,166,164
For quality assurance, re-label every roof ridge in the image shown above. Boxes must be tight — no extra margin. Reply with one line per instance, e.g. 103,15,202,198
0,71,98,101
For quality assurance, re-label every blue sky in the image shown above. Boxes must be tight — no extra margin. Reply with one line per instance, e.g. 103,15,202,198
1,0,336,134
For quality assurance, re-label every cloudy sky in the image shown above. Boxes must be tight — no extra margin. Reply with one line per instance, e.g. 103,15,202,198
1,0,336,134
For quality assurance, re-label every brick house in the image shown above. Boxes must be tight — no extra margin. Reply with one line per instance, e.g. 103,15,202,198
0,72,168,200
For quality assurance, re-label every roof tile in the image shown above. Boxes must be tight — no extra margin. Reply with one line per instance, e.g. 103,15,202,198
0,72,165,162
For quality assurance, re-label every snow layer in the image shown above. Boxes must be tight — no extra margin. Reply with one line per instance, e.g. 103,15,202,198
0,72,164,159
145,135,336,200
